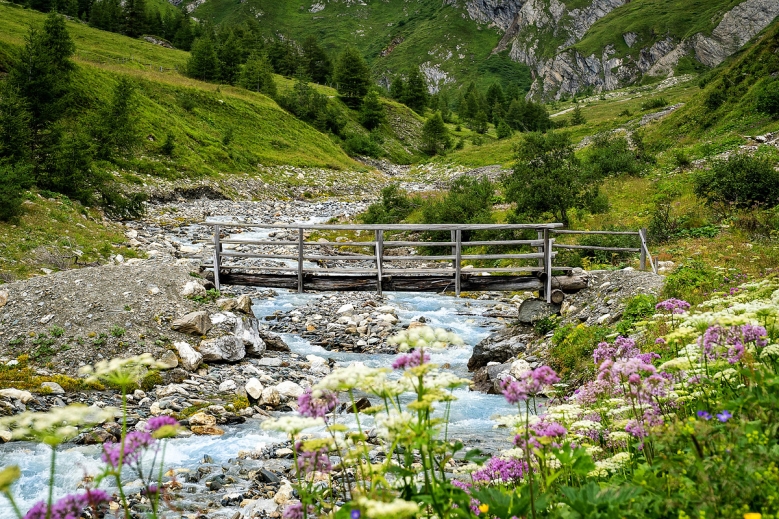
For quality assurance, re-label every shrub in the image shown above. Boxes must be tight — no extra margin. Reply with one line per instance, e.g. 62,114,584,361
342,134,382,158
420,175,494,242
662,260,721,305
640,97,669,111
0,163,28,222
755,78,779,117
361,184,418,224
586,133,645,177
576,227,638,265
615,294,658,335
694,154,779,211
549,324,609,379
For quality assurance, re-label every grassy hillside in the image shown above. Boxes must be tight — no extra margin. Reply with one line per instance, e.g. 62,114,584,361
0,2,369,180
573,0,743,58
188,0,532,93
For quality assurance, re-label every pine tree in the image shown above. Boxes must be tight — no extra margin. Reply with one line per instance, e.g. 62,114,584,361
268,38,301,77
94,77,139,160
172,12,194,50
471,110,488,134
359,89,385,130
485,83,505,119
90,0,122,33
218,32,242,85
122,0,147,37
0,163,29,222
0,84,32,163
333,46,371,104
421,112,451,155
239,53,277,98
403,67,428,113
187,37,219,81
389,76,405,101
301,35,332,85
496,119,512,140
9,12,75,157
570,105,586,126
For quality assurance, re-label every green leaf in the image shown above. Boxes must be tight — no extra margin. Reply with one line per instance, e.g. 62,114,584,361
464,448,490,465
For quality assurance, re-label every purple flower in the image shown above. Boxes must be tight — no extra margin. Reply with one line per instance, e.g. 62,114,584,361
351,510,361,519
655,338,666,345
297,388,338,419
716,410,732,423
146,415,179,432
101,431,155,468
471,457,528,484
282,503,315,519
656,298,691,314
697,410,712,420
392,349,430,370
24,490,111,519
501,378,528,404
296,445,332,474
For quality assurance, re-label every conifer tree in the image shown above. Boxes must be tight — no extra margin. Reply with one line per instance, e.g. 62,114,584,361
403,67,428,113
570,105,586,126
122,0,147,37
95,77,139,160
0,84,32,164
333,46,371,104
301,35,332,85
187,37,219,81
389,76,405,101
218,32,242,85
239,53,277,98
421,112,451,155
359,89,385,130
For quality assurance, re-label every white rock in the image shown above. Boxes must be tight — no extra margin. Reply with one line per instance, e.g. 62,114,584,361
336,304,355,315
275,381,304,400
189,411,216,426
245,378,264,400
376,305,397,315
39,314,54,324
306,355,330,375
219,380,237,392
258,357,283,367
149,402,163,416
597,314,612,324
0,290,8,308
509,359,532,380
180,281,206,297
0,429,12,442
198,336,246,362
378,313,398,324
274,482,295,505
175,341,203,371
156,384,190,398
41,382,65,394
260,387,281,406
0,388,34,403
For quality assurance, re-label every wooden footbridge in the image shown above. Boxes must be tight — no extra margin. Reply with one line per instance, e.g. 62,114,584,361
201,221,655,303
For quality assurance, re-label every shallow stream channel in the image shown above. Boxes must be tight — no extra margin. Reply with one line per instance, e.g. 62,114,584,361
0,207,525,517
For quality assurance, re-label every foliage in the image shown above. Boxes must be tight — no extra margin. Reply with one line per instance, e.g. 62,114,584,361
333,46,371,104
238,53,277,98
694,154,779,211
755,78,779,117
342,133,382,158
359,89,386,130
403,67,429,114
496,119,512,140
0,163,28,222
186,36,219,81
534,315,561,336
569,105,586,126
504,132,596,227
93,76,140,161
577,228,639,265
662,260,721,304
639,97,668,111
549,324,609,378
420,175,495,234
615,294,658,335
421,112,451,155
361,184,418,224
586,133,651,177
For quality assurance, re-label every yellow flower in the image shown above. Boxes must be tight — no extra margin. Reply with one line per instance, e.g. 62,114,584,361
0,466,21,492
479,503,489,513
743,513,761,519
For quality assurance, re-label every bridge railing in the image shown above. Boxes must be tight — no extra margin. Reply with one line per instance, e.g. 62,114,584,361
202,221,566,301
551,228,656,274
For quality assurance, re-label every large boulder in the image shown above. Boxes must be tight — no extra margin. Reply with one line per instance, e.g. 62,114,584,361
275,381,305,400
260,387,281,406
259,331,290,352
245,378,264,400
236,317,265,357
171,311,212,335
174,341,203,371
517,299,561,324
0,388,34,404
235,294,254,315
198,336,245,362
0,290,8,308
467,330,532,371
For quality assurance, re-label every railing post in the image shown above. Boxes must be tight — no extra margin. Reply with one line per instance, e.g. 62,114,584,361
455,229,462,297
543,229,552,303
375,230,384,296
537,229,544,269
639,228,647,271
213,225,221,291
297,228,304,294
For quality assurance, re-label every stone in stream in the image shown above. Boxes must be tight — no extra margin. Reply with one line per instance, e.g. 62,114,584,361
245,378,264,400
467,331,530,371
174,341,203,371
275,381,304,400
260,387,281,406
516,299,561,324
260,331,290,352
219,379,237,392
236,317,265,357
171,311,212,335
189,412,224,435
198,336,246,362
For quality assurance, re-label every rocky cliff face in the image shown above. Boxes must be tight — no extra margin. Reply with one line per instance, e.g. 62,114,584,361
463,0,779,99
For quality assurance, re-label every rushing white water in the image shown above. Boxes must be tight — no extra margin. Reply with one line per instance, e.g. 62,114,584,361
0,289,519,517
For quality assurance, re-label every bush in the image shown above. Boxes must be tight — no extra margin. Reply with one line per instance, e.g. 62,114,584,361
756,78,779,117
420,175,494,246
577,228,639,265
549,324,609,379
662,260,721,305
615,294,658,335
0,163,28,222
694,154,779,211
640,97,669,111
361,184,418,224
342,134,382,158
586,133,645,177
